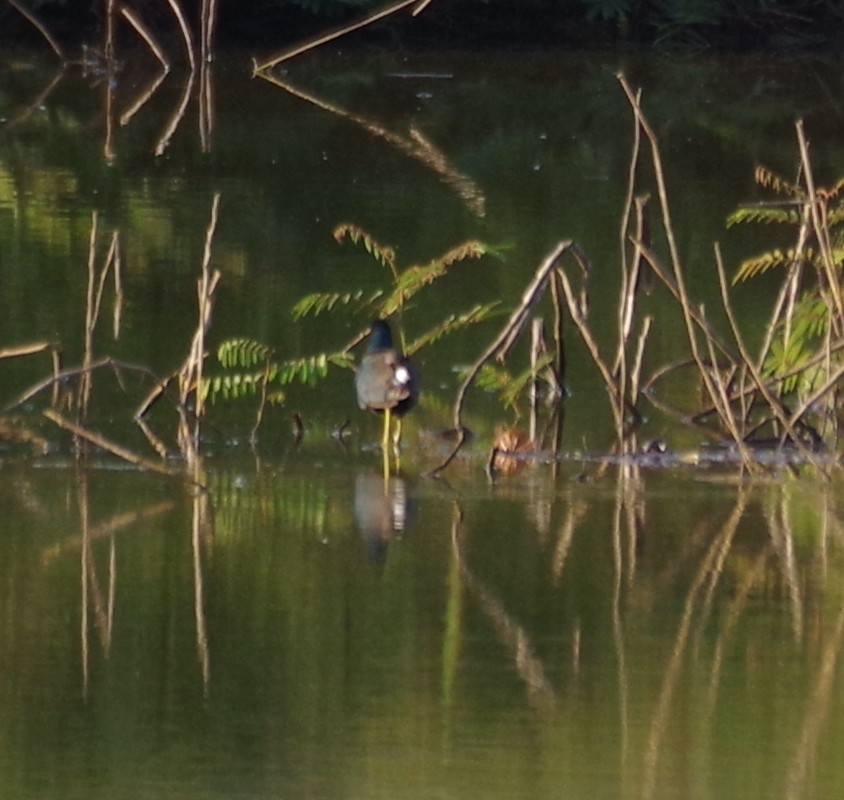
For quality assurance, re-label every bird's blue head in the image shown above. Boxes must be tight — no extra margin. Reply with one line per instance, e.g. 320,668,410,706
367,319,395,353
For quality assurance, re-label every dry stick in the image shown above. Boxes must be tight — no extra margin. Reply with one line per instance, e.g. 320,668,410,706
155,0,197,156
0,341,57,361
700,314,754,470
714,244,825,471
786,359,844,432
199,0,218,151
199,58,214,153
43,408,193,482
201,0,218,64
79,213,100,417
614,87,643,408
120,5,171,71
556,267,625,437
642,493,747,800
6,0,64,61
796,119,844,327
4,68,65,130
4,357,157,413
785,594,844,800
120,69,169,126
429,240,574,475
755,259,802,374
649,337,844,434
156,71,195,156
104,0,117,63
253,0,431,73
178,195,222,458
103,0,117,162
629,316,653,404
257,71,485,218
250,358,273,444
617,74,738,427
550,270,566,390
112,233,123,339
796,122,841,438
633,239,736,361
529,318,543,446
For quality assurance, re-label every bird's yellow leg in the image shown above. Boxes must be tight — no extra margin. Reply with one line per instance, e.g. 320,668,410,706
382,407,392,480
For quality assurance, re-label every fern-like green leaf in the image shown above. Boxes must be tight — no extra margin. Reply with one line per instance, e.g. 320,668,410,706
292,290,378,320
754,165,804,198
405,303,500,356
732,248,813,283
378,240,488,316
828,205,844,228
333,224,396,271
202,370,280,404
473,363,513,393
275,352,355,387
726,206,801,228
500,354,555,409
217,338,275,369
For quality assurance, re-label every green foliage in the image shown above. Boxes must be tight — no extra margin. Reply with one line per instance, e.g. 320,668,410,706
207,224,493,428
730,163,844,406
203,338,354,406
730,165,844,285
471,353,555,413
291,289,381,320
276,352,355,386
217,338,275,369
333,224,397,274
763,296,829,396
405,303,500,356
732,248,814,283
296,222,492,357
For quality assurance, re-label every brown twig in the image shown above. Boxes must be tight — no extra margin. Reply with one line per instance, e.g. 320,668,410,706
253,0,432,73
43,408,199,484
256,71,485,218
6,0,64,61
428,240,575,476
120,5,171,71
714,244,824,471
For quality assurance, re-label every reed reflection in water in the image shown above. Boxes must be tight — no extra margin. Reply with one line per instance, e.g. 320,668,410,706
6,460,840,799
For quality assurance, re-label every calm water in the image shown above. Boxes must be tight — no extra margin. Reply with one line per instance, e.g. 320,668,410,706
2,44,844,799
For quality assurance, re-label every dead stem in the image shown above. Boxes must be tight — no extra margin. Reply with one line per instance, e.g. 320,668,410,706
43,407,198,483
253,0,431,73
6,0,65,61
177,193,222,459
714,244,825,471
796,119,844,327
642,493,747,800
120,6,171,71
556,265,626,437
429,240,574,475
4,67,65,130
256,71,485,217
120,69,169,126
155,69,195,156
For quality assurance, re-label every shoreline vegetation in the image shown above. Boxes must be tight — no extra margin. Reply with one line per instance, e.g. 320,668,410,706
2,0,844,481
1,0,844,56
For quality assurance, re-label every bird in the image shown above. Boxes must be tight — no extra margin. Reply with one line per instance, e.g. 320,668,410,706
355,319,419,462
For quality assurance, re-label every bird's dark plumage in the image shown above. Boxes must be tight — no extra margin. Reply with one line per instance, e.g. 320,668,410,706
355,319,418,417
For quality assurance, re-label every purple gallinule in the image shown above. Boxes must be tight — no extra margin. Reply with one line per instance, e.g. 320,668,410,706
355,319,419,456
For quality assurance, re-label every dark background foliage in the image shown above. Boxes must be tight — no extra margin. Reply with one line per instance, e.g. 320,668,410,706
2,0,844,50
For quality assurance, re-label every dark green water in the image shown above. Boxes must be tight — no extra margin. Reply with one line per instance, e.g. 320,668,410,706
2,45,844,799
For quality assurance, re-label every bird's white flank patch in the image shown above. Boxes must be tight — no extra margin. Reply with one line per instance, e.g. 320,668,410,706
394,365,410,386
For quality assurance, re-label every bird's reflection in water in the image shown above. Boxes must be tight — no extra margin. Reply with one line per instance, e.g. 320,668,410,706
354,473,417,563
